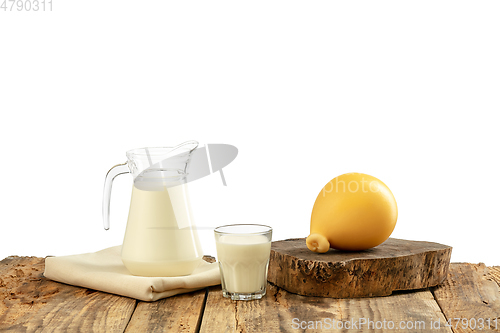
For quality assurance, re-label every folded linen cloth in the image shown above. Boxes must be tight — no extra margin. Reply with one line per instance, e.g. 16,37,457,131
44,246,221,301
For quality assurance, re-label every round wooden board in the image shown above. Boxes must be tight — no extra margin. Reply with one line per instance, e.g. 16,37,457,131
267,238,452,298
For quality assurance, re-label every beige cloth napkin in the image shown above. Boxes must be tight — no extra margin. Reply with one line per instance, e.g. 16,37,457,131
44,246,221,301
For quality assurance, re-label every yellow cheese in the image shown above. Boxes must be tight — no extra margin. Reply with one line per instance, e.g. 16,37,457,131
307,173,398,252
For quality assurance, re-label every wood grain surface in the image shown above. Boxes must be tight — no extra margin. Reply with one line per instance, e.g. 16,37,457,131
1,256,499,333
200,284,455,332
0,256,136,332
125,289,207,333
431,263,500,332
268,237,452,298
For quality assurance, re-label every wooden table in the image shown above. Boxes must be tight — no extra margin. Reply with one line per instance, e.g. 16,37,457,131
1,256,499,332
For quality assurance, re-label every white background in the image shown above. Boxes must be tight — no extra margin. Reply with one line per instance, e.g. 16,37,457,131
1,1,499,265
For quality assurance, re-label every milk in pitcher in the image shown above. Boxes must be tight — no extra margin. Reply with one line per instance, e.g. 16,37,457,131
121,183,203,277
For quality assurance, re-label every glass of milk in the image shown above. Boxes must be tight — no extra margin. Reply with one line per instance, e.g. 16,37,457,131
214,224,272,300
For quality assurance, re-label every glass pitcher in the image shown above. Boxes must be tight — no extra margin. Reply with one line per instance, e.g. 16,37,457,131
102,141,203,277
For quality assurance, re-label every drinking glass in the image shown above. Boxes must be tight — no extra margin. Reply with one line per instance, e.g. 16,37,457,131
214,224,272,300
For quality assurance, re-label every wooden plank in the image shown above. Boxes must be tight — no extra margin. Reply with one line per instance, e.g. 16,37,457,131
124,288,207,333
2,255,499,333
431,263,500,332
0,256,136,332
487,266,500,287
269,238,452,298
198,286,236,333
200,283,452,332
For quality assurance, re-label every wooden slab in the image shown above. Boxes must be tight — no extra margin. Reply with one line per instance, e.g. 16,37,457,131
268,237,452,298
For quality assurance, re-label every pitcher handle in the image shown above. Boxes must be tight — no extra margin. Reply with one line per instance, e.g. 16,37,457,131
102,163,130,230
